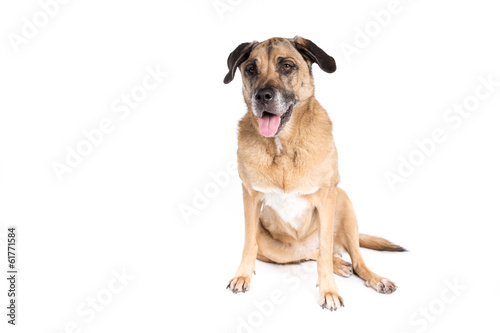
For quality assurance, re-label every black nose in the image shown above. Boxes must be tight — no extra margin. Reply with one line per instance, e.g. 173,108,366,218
255,88,274,104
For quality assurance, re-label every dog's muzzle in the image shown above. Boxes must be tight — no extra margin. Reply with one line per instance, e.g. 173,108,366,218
252,88,295,137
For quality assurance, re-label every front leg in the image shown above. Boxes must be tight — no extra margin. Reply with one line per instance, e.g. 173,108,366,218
316,186,344,311
227,183,262,293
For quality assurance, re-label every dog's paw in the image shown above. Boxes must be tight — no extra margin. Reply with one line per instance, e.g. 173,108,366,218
319,290,344,311
365,278,397,294
333,257,353,278
226,275,251,294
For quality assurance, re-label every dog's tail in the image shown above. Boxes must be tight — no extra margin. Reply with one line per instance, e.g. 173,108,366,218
359,233,407,252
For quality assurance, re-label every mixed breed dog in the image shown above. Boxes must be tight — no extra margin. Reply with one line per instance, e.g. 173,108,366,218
224,36,405,311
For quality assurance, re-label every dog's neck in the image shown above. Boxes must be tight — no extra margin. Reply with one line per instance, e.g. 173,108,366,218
274,137,283,155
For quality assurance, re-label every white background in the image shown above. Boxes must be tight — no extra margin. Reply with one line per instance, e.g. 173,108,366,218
1,0,500,332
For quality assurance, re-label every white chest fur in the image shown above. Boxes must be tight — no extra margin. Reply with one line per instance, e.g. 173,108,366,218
253,186,318,230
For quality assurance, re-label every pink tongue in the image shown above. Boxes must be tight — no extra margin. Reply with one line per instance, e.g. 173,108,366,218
258,114,281,137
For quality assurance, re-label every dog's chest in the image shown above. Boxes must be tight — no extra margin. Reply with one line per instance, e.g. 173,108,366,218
254,186,318,229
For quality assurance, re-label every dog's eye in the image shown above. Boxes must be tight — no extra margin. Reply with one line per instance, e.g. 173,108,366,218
246,66,256,75
283,63,294,72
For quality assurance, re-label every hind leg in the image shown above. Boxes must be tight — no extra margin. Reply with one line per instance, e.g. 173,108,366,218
335,188,397,294
333,254,353,277
258,217,353,277
256,222,318,264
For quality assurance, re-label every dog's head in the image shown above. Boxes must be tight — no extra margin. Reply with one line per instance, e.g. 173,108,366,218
224,36,336,137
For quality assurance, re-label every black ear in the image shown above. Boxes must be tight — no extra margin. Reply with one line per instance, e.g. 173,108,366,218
291,36,336,73
223,42,256,84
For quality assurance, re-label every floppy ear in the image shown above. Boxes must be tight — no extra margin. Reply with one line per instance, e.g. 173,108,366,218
291,36,336,73
223,42,256,84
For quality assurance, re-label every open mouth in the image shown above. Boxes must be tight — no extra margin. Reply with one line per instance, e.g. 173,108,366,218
258,105,293,137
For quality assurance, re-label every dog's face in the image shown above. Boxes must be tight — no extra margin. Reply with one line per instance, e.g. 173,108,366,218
224,36,336,137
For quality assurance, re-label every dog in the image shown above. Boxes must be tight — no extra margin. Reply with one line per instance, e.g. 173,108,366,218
224,36,405,311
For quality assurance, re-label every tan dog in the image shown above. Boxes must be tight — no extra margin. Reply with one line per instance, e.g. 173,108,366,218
224,36,405,311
